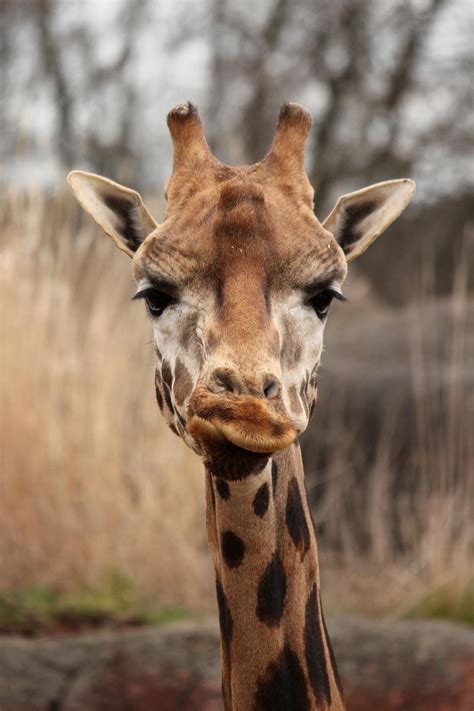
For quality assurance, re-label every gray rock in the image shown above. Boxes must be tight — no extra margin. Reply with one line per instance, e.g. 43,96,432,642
1,617,473,710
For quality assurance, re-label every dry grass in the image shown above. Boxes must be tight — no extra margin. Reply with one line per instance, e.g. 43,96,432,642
310,251,473,620
0,188,472,622
0,188,213,611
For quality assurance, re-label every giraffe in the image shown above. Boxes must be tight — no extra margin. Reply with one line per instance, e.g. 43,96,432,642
68,102,415,711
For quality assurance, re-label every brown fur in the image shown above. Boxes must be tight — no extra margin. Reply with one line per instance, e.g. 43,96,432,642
207,444,345,710
173,358,193,406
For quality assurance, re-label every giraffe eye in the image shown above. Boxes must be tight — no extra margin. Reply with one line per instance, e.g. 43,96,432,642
309,289,345,320
133,288,176,318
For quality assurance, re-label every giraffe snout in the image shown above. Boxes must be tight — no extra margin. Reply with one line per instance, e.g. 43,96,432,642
187,377,296,455
209,367,281,401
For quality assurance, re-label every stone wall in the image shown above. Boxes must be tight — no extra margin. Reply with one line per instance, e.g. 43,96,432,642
1,617,473,710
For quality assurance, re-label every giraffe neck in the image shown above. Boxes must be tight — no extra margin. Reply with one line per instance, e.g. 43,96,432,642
205,441,344,711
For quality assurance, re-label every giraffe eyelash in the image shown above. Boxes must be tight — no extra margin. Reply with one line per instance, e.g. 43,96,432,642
308,288,346,320
132,288,177,318
304,288,347,306
327,289,347,302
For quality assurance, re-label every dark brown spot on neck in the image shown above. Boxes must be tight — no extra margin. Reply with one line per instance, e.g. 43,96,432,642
256,551,287,627
321,595,343,696
253,482,270,518
253,642,310,711
216,478,230,500
304,584,331,705
285,477,311,558
271,460,279,495
216,576,233,708
221,530,245,568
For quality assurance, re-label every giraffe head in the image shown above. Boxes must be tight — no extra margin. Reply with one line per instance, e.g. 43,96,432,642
68,102,414,478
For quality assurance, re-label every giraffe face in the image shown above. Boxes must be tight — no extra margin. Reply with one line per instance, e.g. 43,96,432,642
68,102,415,475
132,176,347,468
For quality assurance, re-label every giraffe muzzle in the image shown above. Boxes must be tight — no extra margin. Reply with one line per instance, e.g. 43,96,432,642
187,386,297,454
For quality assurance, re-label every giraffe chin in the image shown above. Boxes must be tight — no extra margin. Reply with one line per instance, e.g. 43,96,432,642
186,415,277,480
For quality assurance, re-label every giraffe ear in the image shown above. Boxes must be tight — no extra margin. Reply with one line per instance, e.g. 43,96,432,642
67,171,158,257
322,179,415,263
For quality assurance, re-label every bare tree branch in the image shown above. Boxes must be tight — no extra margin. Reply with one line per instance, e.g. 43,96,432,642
308,0,369,205
35,0,74,165
239,0,293,162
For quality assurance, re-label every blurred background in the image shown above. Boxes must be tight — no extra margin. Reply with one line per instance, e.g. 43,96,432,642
0,0,473,636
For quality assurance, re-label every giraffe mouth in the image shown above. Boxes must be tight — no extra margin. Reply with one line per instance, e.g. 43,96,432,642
187,389,297,455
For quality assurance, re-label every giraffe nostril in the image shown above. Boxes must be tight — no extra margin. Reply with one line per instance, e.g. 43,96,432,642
263,378,280,399
213,369,238,394
211,369,281,399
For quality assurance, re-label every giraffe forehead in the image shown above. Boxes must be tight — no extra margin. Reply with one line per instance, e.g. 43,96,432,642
134,178,347,317
138,213,347,292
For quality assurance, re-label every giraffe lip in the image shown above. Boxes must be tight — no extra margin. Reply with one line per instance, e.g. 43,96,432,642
187,414,293,454
187,390,297,454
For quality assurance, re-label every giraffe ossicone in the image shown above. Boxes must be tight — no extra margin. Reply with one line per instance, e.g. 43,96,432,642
68,101,415,710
